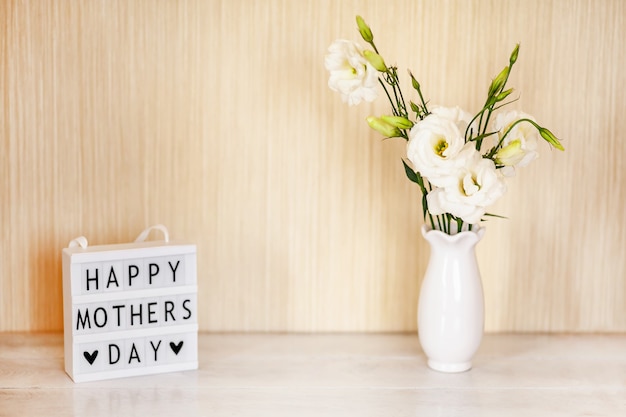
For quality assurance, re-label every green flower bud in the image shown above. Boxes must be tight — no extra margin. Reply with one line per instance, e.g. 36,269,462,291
488,66,509,97
367,116,401,137
356,15,373,43
496,88,514,102
539,127,564,151
509,44,520,65
363,50,387,72
380,115,414,129
495,139,524,166
409,71,420,91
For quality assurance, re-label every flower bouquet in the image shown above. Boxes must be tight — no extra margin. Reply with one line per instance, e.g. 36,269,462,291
325,16,564,234
325,16,565,372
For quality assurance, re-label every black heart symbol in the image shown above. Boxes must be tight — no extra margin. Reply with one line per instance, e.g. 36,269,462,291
170,341,183,355
83,350,98,365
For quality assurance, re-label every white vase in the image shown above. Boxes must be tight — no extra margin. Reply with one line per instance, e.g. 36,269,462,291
417,224,485,373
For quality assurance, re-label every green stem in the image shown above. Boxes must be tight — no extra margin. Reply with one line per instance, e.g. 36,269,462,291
456,217,463,234
479,109,494,147
428,211,437,231
465,108,486,142
416,86,429,116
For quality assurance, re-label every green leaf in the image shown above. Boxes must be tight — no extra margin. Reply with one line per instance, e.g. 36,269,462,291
401,159,429,218
402,159,420,184
482,212,508,220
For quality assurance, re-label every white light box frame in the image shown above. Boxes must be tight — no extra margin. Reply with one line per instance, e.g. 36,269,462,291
62,225,198,383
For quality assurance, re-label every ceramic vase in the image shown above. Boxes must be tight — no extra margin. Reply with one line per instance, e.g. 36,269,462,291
417,224,485,373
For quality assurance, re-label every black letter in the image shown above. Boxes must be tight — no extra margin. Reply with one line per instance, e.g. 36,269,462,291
148,263,159,284
93,307,108,328
106,266,120,289
147,302,157,324
164,301,175,322
130,303,143,326
109,344,120,364
128,343,141,364
150,340,161,361
85,268,99,291
112,304,125,327
168,260,180,283
128,264,139,286
76,308,91,330
182,299,192,320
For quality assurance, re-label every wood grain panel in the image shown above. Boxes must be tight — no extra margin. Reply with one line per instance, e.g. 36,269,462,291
1,0,625,332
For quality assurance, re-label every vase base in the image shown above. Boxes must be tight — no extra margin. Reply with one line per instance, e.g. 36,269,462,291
427,359,472,373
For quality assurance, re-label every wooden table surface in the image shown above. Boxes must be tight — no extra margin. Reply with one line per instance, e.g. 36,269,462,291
1,333,625,416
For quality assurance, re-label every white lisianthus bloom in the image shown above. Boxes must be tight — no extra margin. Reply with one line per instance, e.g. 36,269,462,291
426,153,507,224
406,106,476,187
430,106,476,137
493,111,540,176
324,40,379,106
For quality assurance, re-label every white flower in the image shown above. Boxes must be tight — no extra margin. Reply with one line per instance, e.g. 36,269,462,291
406,106,476,187
430,106,476,137
426,153,507,224
493,111,539,176
324,40,379,106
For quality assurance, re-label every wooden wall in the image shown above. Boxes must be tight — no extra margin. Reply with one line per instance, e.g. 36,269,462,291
1,0,625,332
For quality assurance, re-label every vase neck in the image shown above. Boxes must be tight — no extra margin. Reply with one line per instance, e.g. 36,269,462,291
421,224,485,250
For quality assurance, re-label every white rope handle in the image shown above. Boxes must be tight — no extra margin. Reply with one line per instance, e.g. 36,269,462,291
68,236,89,249
68,225,169,248
134,224,170,243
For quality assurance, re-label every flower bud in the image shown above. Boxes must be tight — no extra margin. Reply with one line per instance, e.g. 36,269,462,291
380,115,414,129
496,88,514,102
409,71,420,91
488,66,509,97
539,127,564,151
495,139,525,166
367,116,401,137
509,44,520,65
356,15,373,43
363,50,387,72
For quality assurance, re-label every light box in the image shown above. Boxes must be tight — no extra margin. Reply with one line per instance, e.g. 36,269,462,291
62,226,198,382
